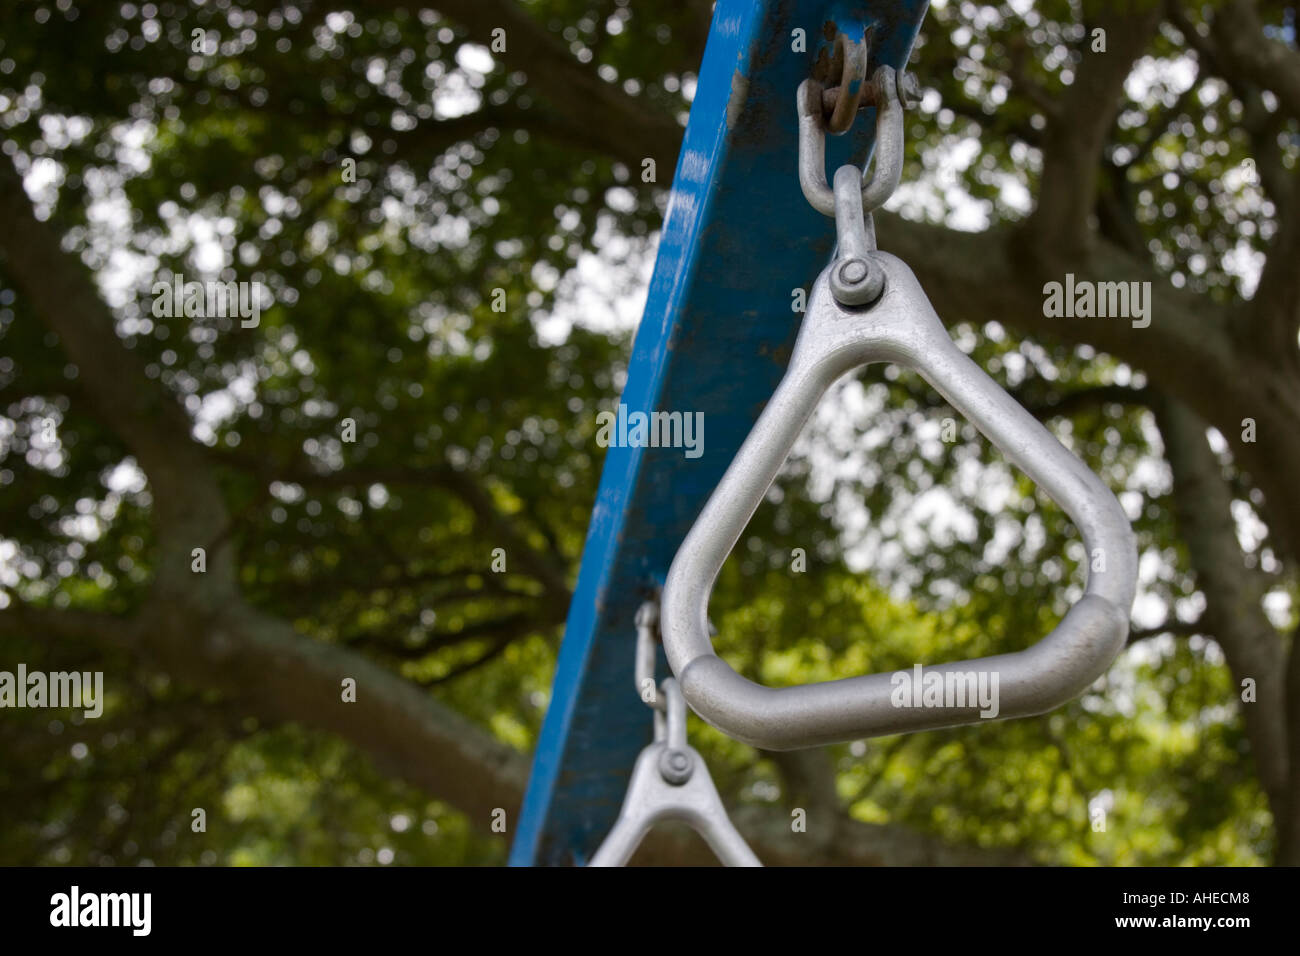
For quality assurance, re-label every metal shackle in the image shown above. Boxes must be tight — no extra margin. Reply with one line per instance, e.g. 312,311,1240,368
798,65,907,218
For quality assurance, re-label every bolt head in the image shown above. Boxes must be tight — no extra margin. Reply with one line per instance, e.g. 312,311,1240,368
830,256,885,307
658,747,694,785
840,259,869,284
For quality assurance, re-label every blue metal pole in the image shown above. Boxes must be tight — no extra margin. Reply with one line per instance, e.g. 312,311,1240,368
510,0,930,866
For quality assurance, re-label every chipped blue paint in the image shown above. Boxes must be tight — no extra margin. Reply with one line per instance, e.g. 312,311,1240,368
510,0,930,866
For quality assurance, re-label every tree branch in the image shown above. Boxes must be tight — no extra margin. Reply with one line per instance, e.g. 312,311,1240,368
0,605,139,646
1028,3,1163,254
1165,2,1300,366
1208,0,1300,120
1246,160,1300,370
1127,616,1206,645
365,0,684,174
214,445,573,608
1018,383,1152,420
0,158,238,602
353,607,565,659
1151,394,1289,838
6,597,1031,865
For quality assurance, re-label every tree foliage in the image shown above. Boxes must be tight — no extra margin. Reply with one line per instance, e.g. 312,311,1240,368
0,0,1297,865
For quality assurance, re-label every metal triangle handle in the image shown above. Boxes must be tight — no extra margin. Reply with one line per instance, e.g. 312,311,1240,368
589,678,762,866
661,245,1137,751
587,740,761,867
